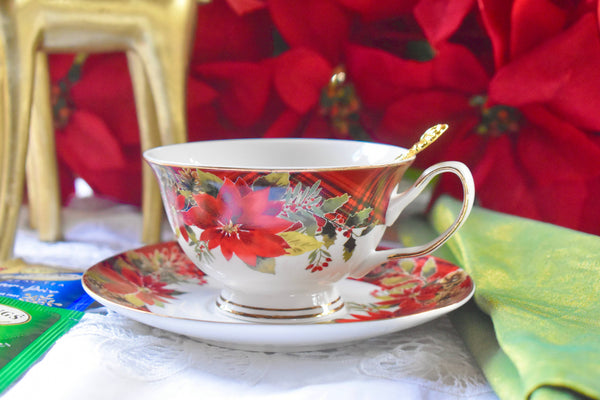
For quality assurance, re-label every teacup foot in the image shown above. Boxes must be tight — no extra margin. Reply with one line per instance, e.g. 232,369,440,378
216,288,346,324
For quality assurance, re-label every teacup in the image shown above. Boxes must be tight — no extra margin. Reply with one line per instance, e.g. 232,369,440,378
144,138,474,323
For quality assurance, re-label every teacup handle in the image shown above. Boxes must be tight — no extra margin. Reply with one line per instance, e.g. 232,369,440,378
350,161,475,278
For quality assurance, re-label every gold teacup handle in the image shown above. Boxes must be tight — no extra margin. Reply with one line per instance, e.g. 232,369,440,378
397,124,449,161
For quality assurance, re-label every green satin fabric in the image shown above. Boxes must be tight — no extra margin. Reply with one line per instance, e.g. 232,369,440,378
404,196,600,400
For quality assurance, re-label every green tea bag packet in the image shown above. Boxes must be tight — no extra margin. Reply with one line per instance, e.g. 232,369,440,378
0,295,83,393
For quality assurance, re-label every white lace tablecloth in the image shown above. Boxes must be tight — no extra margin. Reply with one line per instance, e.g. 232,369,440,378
4,197,498,400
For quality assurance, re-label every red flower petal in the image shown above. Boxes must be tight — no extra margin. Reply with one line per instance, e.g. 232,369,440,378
473,135,542,219
517,106,600,182
508,0,570,59
217,179,244,221
336,0,416,20
376,90,473,155
219,235,240,262
56,111,128,171
432,43,490,93
48,54,77,81
184,194,222,228
239,230,290,258
273,48,332,114
345,45,434,109
201,228,225,250
69,54,139,147
489,14,600,131
193,0,273,63
239,186,270,215
263,111,304,138
533,178,589,230
192,61,271,127
269,0,351,62
187,76,220,108
477,0,514,67
414,0,476,45
226,0,267,15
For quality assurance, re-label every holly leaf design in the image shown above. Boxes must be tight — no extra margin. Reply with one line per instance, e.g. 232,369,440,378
321,193,349,214
345,207,372,228
343,236,356,261
321,221,337,248
280,231,323,256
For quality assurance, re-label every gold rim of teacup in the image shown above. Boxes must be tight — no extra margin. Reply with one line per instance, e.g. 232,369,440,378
143,138,416,172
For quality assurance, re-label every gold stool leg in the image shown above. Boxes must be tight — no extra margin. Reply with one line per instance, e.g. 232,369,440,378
26,52,62,242
128,52,164,244
130,2,197,243
0,27,37,264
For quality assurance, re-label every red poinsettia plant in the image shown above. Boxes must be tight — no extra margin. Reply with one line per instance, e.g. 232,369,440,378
49,0,600,236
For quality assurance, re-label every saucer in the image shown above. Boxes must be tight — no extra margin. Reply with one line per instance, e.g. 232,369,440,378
82,242,474,352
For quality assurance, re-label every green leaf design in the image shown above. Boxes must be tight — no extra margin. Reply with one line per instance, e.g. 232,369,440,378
280,231,323,256
253,172,290,188
346,207,372,228
321,193,349,214
194,171,223,197
360,224,375,237
421,258,437,279
251,257,276,274
343,236,356,261
176,169,223,197
185,225,197,242
321,221,337,248
400,259,415,273
285,208,319,236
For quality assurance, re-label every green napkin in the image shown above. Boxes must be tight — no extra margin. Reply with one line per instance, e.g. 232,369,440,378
418,196,600,400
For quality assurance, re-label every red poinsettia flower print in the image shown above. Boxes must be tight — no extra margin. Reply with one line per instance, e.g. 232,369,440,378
180,179,294,266
336,308,396,323
100,264,175,306
375,284,440,313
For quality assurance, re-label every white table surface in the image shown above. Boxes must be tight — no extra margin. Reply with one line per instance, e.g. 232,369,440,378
4,196,498,400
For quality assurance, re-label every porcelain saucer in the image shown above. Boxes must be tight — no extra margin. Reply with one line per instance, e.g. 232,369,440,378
82,242,474,352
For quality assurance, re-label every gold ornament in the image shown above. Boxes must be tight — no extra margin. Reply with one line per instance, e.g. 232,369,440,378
0,0,206,265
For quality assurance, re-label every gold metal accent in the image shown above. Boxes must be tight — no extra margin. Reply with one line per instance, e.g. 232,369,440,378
217,295,343,312
217,297,346,320
0,0,205,265
396,124,449,161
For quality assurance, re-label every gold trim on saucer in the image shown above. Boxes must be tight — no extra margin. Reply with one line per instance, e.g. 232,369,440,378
216,296,345,320
217,301,345,321
217,295,342,312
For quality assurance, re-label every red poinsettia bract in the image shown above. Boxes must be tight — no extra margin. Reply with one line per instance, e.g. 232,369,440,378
100,264,175,306
179,179,294,266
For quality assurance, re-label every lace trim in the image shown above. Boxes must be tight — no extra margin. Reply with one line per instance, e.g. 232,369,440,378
359,318,491,396
70,311,268,384
68,311,491,396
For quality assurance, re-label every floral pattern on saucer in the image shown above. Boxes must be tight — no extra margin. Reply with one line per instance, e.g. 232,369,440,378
339,257,472,322
83,242,473,322
83,242,206,311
